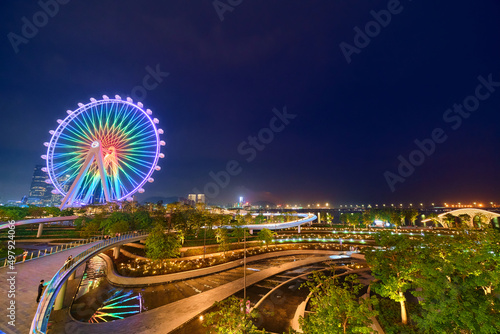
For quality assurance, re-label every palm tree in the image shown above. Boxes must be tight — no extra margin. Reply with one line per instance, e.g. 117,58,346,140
458,214,471,228
390,210,404,229
406,209,419,226
427,212,439,227
443,213,456,228
473,213,488,228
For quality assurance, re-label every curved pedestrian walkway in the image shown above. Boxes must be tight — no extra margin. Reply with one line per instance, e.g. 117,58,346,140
61,251,340,334
104,249,340,286
0,240,100,334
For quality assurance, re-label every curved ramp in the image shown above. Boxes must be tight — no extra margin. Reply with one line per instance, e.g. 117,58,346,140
223,213,317,230
30,231,148,334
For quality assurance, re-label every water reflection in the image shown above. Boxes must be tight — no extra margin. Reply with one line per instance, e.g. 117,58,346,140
71,254,325,323
72,256,146,322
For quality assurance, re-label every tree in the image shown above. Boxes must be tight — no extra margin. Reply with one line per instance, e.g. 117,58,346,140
389,210,404,229
131,210,153,231
473,213,488,228
426,212,439,227
28,206,44,218
412,229,500,333
362,211,373,227
1,207,29,221
457,213,471,228
340,213,349,226
101,211,131,234
257,228,276,250
79,220,101,238
443,213,456,228
365,231,419,325
203,295,259,333
215,228,230,254
299,273,377,334
231,213,252,244
145,223,181,260
324,212,333,225
60,208,74,216
109,220,129,235
28,206,44,230
254,213,265,224
405,209,419,226
45,207,61,217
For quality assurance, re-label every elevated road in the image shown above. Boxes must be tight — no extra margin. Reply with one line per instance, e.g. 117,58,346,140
223,212,317,231
0,216,79,238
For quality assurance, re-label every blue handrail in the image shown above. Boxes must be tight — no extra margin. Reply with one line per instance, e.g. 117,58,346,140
30,231,148,334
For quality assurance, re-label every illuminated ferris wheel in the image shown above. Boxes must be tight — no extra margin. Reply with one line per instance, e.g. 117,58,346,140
41,95,165,209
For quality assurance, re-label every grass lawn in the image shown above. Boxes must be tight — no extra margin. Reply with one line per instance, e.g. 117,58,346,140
0,247,24,259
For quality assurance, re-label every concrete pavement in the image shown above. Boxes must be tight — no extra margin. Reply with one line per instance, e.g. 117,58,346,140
61,252,336,334
103,249,341,286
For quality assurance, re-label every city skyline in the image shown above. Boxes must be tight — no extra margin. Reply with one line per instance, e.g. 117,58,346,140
3,162,499,209
1,1,499,206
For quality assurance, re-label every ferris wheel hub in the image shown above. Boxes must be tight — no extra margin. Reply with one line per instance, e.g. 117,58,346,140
91,141,100,148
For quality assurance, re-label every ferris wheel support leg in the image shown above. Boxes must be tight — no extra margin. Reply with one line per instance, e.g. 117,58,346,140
59,149,96,209
95,145,111,203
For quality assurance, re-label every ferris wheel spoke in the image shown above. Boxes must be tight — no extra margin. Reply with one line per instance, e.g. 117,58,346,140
118,160,149,180
126,120,153,139
125,138,158,149
61,125,91,145
64,119,95,144
119,155,154,170
109,102,132,133
120,172,141,191
120,152,156,160
109,103,127,131
125,126,155,143
53,158,85,173
74,109,96,138
82,175,101,203
58,130,91,145
118,111,149,136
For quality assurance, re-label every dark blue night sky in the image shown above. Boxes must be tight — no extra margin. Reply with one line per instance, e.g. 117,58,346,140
1,1,499,205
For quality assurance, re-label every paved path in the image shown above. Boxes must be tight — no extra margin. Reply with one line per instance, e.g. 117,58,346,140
104,249,340,286
0,241,100,334
60,252,337,334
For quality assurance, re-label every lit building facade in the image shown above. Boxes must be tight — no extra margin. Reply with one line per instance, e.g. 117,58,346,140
27,165,53,205
188,193,206,204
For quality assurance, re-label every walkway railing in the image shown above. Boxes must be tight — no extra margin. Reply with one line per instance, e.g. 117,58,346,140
221,213,317,231
1,235,105,268
30,230,149,334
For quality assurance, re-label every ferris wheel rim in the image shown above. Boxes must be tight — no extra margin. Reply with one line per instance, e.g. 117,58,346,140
45,97,162,203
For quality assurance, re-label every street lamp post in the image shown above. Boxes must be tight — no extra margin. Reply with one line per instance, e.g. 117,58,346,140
203,225,206,259
243,228,247,333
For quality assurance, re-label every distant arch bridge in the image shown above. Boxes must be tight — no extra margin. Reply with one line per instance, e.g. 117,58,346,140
422,208,500,228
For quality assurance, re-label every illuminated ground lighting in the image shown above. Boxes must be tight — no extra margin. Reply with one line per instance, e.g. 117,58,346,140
43,96,164,208
88,290,145,323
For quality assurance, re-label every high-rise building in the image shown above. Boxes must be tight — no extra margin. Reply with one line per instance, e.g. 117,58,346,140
27,165,52,205
197,194,206,204
51,174,71,206
188,193,206,204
